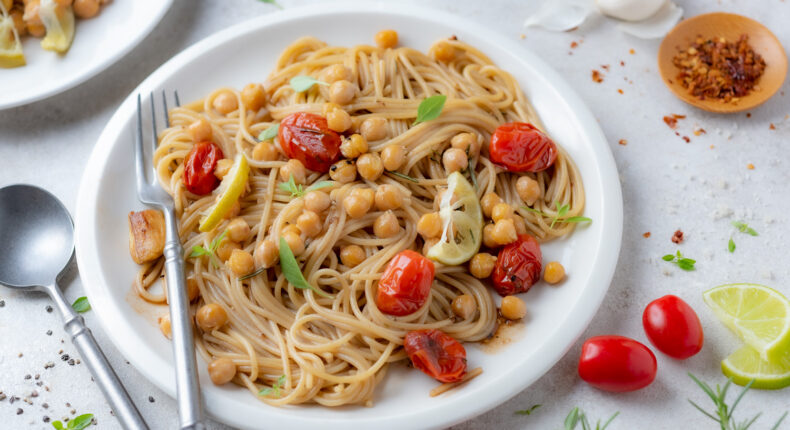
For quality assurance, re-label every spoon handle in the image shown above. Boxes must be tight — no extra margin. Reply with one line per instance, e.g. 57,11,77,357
48,283,149,430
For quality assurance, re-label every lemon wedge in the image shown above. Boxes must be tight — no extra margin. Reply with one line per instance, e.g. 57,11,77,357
0,3,25,68
426,172,482,265
198,153,250,233
39,0,74,53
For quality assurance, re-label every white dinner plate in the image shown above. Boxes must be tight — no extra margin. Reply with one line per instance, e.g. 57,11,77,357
75,3,623,429
0,0,171,109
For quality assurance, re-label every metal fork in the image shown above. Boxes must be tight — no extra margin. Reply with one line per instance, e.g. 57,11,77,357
135,91,205,430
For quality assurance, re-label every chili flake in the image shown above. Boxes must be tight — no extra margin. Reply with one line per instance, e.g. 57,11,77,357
643,232,651,238
671,230,684,244
618,139,627,145
592,70,604,83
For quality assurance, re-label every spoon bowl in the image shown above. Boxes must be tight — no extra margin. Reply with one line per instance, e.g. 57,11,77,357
658,12,787,113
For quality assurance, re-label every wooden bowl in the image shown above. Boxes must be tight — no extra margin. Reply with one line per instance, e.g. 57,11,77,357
658,12,787,113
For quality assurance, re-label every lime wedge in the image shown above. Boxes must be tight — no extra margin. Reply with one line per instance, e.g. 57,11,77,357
722,345,790,389
198,153,249,232
703,283,790,363
0,4,25,68
39,0,75,53
426,172,482,265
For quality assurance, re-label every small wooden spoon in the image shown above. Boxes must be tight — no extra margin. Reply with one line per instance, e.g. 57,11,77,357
658,12,787,113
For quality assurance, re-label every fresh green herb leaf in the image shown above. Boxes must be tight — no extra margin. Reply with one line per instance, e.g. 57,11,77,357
71,297,91,313
386,171,419,183
688,373,787,430
663,251,696,271
564,407,581,429
256,0,283,9
189,246,210,258
514,404,541,416
189,230,227,268
662,254,675,261
279,238,333,298
563,406,618,430
728,237,736,253
279,175,334,198
521,202,592,229
68,414,95,430
239,266,266,281
732,221,758,236
564,216,593,223
290,76,328,93
412,94,447,126
258,374,287,397
52,421,65,430
258,124,279,141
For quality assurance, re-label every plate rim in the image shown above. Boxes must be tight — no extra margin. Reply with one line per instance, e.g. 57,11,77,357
0,0,173,110
75,3,623,429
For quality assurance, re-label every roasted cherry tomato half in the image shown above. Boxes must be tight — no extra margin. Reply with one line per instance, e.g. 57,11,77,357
578,335,657,392
489,122,558,172
377,250,435,316
404,329,467,383
278,112,342,173
184,141,224,195
642,295,704,359
491,234,542,296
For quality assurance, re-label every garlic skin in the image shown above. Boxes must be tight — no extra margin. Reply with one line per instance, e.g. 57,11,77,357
595,0,666,21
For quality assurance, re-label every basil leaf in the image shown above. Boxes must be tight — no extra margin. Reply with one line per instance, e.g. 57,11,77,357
71,297,91,314
728,238,736,253
52,421,65,430
563,216,592,223
677,259,696,271
290,76,328,93
258,124,279,141
306,181,334,192
412,94,447,125
69,413,94,430
278,238,332,298
662,254,675,261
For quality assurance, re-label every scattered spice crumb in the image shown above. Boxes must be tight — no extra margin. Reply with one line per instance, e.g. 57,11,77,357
629,48,635,54
664,116,678,128
18,352,23,358
592,69,604,83
24,374,31,380
618,139,627,145
617,89,624,94
519,34,526,40
769,123,776,130
46,305,53,313
682,136,691,143
710,144,715,149
16,408,23,415
601,64,610,71
643,232,651,238
148,396,155,403
570,41,578,48
44,361,54,369
43,416,50,423
0,299,5,307
747,163,755,170
693,128,706,136
620,61,625,66
672,230,684,244
46,330,52,336
746,113,751,118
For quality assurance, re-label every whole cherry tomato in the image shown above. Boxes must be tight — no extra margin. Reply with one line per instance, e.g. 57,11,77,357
578,335,657,392
491,234,542,296
489,122,558,172
278,112,341,173
184,141,224,195
642,295,703,359
377,250,435,316
404,329,467,383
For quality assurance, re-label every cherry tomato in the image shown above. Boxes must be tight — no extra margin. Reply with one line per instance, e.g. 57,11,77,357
278,112,342,173
642,295,703,359
377,250,435,316
184,141,224,195
491,234,542,296
578,335,657,392
404,329,467,383
489,122,558,172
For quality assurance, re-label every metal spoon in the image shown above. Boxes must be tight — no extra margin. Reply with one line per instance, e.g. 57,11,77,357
0,184,149,430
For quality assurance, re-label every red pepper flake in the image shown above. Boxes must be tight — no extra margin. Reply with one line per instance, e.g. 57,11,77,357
618,139,627,145
746,113,752,118
570,41,578,48
629,49,635,54
747,163,755,170
671,230,684,244
672,114,686,119
674,131,680,136
643,232,651,238
693,128,706,136
682,136,691,143
664,116,678,128
769,123,776,130
620,61,625,66
617,89,624,94
592,70,604,83
601,64,610,71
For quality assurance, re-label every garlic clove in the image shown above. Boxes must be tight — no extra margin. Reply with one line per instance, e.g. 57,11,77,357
524,0,597,32
617,1,683,39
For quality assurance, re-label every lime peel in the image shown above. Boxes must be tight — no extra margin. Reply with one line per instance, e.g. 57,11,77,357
722,345,790,390
425,172,482,265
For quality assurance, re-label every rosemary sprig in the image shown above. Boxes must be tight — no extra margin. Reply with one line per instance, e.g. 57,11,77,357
386,171,419,183
563,406,619,430
688,373,787,430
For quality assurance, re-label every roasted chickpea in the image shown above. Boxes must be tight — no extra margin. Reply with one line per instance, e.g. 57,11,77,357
329,159,357,183
374,29,398,49
280,159,306,184
304,190,331,213
241,83,266,111
491,203,513,223
417,212,442,239
188,118,212,142
544,261,566,284
329,80,356,105
228,249,255,276
216,239,241,262
501,296,527,320
433,41,456,62
73,0,99,19
352,188,375,206
283,231,305,256
516,176,541,206
442,148,468,173
340,245,365,267
469,253,496,278
452,295,477,319
158,315,171,339
281,224,301,237
10,9,26,36
326,107,352,132
208,358,236,385
253,239,279,268
186,278,200,302
214,158,233,180
356,153,384,181
450,133,476,151
511,214,527,235
297,210,322,237
323,64,353,84
374,211,400,238
226,218,250,242
23,1,45,37
380,144,405,171
492,218,517,245
374,184,402,211
360,117,388,141
196,303,228,331
252,142,279,161
340,134,368,159
212,91,238,115
482,223,497,248
343,195,371,219
481,192,502,218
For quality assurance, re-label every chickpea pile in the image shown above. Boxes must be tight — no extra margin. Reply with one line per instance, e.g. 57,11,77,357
6,0,108,43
